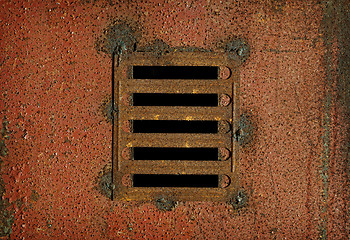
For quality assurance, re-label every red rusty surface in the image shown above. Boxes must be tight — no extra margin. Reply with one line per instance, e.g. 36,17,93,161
0,0,348,239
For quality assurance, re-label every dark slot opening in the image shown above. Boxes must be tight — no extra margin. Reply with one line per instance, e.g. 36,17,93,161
132,93,218,106
133,174,219,188
133,147,218,160
132,120,218,133
133,66,218,79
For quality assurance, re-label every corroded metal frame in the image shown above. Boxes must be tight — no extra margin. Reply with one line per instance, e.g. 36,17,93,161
113,52,239,201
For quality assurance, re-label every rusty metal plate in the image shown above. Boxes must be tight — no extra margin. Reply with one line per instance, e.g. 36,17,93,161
113,52,240,201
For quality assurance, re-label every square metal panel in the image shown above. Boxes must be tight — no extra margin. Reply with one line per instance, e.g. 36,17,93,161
113,52,240,201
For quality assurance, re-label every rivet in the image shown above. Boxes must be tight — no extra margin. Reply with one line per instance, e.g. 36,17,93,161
220,94,231,106
219,66,231,80
218,148,230,161
218,120,231,133
122,174,132,187
122,147,131,160
220,175,231,188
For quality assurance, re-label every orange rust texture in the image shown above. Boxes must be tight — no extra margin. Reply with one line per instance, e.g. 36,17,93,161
0,0,349,239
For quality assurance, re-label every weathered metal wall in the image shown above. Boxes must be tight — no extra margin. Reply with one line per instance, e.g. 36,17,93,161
0,0,348,239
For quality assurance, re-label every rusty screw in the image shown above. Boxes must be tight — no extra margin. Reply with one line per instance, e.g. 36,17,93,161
219,66,231,80
220,94,231,107
122,174,132,187
218,121,231,133
122,120,132,133
122,147,131,160
218,148,230,161
220,175,231,188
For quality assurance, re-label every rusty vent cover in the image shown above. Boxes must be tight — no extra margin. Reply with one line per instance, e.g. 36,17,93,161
113,52,239,201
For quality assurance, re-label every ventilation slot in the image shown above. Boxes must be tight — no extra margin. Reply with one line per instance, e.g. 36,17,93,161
132,93,218,106
133,147,218,160
133,174,219,188
132,120,218,133
133,66,218,79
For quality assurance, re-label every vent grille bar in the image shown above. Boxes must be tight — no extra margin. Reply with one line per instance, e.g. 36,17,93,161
113,52,238,201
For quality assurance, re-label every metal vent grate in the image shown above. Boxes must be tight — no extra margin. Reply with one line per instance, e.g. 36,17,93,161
113,52,239,201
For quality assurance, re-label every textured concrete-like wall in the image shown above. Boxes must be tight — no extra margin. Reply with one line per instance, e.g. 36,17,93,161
0,0,348,239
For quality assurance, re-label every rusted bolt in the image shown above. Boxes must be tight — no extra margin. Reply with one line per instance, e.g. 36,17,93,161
230,189,248,209
219,66,231,80
122,93,132,106
220,175,231,188
218,121,231,133
220,94,231,106
225,38,250,63
218,148,230,161
235,113,255,146
101,99,114,122
98,170,113,199
122,147,131,160
122,174,132,187
122,120,132,133
155,197,177,211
